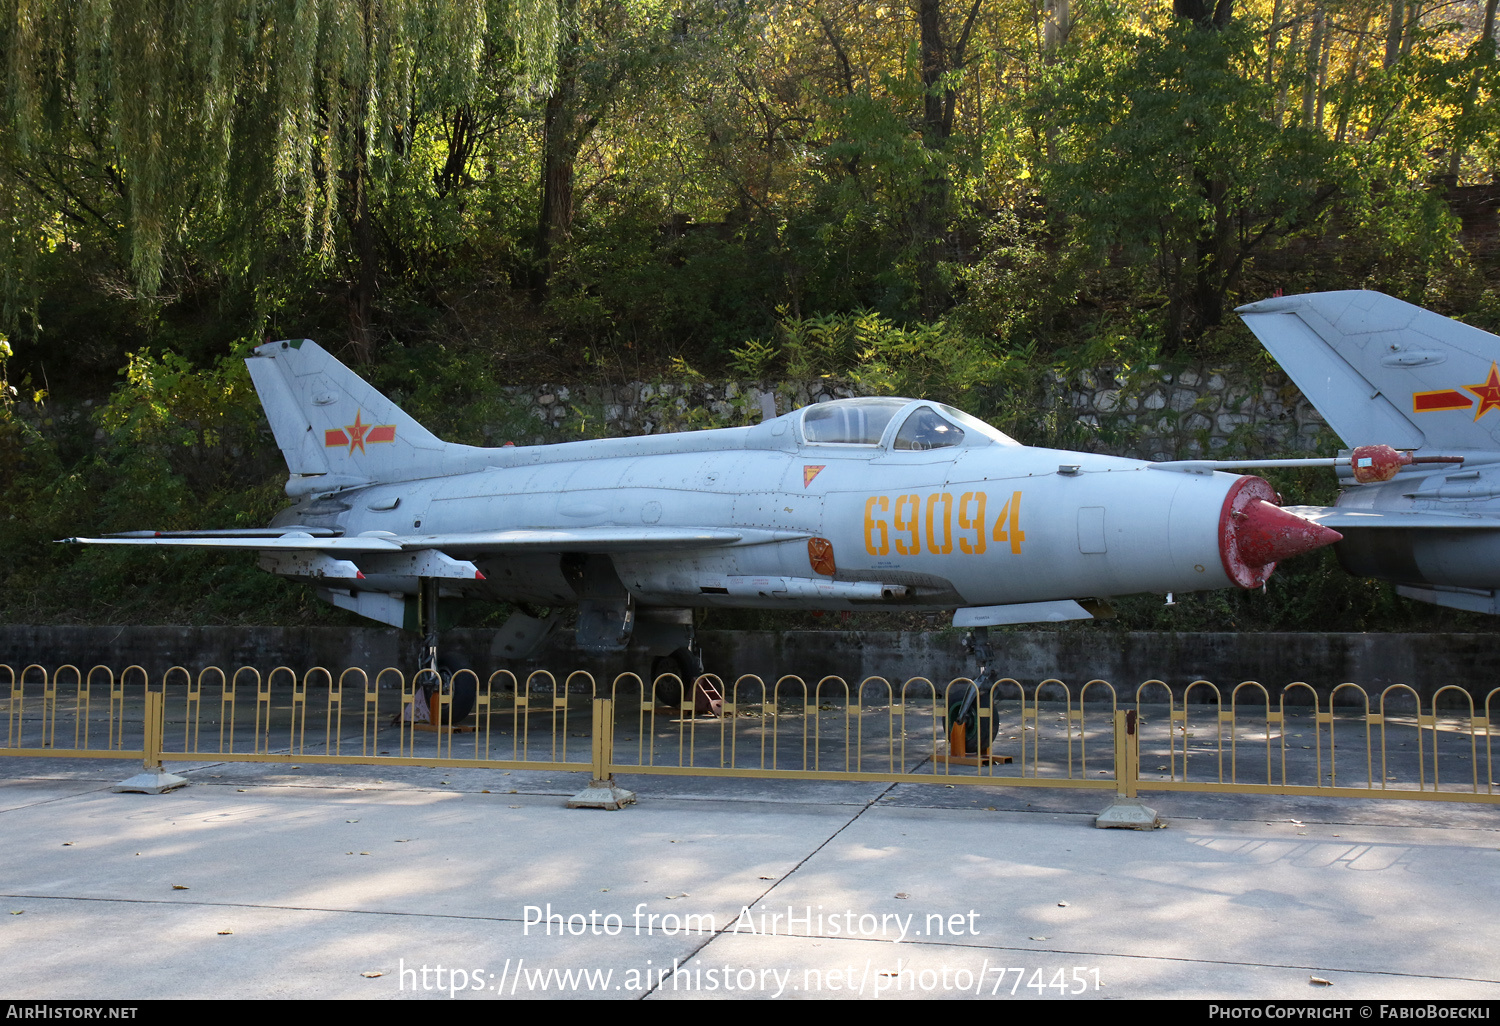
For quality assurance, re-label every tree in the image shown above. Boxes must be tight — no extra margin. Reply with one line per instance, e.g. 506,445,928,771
1040,11,1343,348
0,0,556,360
530,0,688,295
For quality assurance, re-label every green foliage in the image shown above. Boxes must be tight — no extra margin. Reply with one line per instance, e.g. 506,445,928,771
0,344,326,625
1037,18,1344,346
0,0,556,301
731,308,1021,399
5,0,1500,634
954,211,1087,350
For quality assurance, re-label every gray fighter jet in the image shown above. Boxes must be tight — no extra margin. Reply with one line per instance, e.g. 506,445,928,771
1238,290,1500,615
64,337,1340,678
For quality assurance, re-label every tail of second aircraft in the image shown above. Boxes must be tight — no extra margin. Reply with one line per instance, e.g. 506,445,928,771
247,338,487,495
1238,291,1500,453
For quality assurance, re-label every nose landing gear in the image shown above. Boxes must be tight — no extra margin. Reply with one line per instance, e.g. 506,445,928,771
936,626,1010,767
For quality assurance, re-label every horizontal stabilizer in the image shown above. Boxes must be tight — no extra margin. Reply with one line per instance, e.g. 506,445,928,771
1281,506,1500,530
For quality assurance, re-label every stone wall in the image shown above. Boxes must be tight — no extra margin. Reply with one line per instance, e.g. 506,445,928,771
14,359,1330,463
491,362,1330,461
1056,365,1331,461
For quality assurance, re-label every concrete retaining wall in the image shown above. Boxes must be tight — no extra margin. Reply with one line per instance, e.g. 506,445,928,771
2,626,1494,706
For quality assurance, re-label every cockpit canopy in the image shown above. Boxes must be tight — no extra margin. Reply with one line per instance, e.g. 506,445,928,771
797,397,1019,449
801,397,908,444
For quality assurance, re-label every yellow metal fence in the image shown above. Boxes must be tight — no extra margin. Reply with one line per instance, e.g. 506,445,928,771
4,663,1499,805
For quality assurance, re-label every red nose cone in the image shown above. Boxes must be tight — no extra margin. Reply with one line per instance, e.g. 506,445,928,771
1219,476,1343,588
1235,499,1343,566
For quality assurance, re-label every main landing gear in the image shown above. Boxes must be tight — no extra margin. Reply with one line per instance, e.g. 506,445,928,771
650,645,724,717
403,577,477,728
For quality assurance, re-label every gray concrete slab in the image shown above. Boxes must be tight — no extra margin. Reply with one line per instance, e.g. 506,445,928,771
1,758,1498,999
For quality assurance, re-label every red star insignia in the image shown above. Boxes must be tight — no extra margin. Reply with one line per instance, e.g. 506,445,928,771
1465,363,1500,421
344,411,370,453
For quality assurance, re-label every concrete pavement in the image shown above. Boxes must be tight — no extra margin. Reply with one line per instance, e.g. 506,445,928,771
2,757,1499,1000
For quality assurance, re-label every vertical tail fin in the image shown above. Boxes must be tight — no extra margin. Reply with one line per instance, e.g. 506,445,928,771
1239,290,1500,452
247,339,477,494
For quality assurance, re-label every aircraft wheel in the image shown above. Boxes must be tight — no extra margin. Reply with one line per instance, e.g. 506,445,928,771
417,662,479,725
946,699,979,755
651,647,702,709
445,674,477,723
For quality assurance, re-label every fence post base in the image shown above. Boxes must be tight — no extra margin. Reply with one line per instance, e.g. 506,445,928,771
1096,708,1158,828
112,768,188,794
567,780,636,810
1094,797,1160,829
568,697,634,809
113,690,186,793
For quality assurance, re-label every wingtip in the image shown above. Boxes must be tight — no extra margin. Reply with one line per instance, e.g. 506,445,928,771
1236,296,1300,314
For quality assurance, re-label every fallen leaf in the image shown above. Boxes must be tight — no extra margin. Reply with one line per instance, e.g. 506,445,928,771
1310,976,1332,986
9,911,21,915
217,930,233,936
346,820,360,824
481,790,491,794
509,805,521,809
1057,901,1069,907
61,842,72,847
894,893,910,899
361,971,383,979
360,852,371,856
664,892,690,900
1030,936,1048,941
172,885,189,890
759,876,774,880
236,789,246,793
